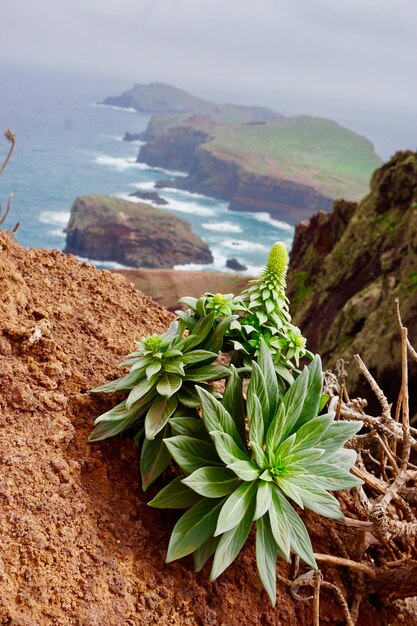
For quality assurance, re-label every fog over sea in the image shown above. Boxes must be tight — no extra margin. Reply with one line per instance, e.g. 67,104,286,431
0,67,294,274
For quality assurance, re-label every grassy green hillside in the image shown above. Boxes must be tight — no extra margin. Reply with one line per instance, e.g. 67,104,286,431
208,116,383,199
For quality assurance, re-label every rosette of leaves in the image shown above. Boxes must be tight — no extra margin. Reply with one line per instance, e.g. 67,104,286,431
149,340,362,605
89,315,232,488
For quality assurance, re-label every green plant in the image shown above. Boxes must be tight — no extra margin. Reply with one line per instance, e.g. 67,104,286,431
89,314,232,488
149,341,362,605
90,240,362,604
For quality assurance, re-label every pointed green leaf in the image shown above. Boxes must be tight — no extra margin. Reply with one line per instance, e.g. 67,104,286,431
126,374,159,408
269,486,291,561
256,515,278,606
148,476,202,509
275,489,317,568
248,395,264,449
198,387,244,449
164,436,221,474
169,416,210,440
282,366,309,436
140,426,171,491
298,464,363,490
292,355,323,430
193,536,220,572
145,394,178,439
166,498,224,562
181,312,216,351
318,421,363,455
247,362,269,432
210,431,250,466
182,467,242,498
203,315,237,352
181,350,218,365
210,495,256,580
259,338,279,425
184,365,230,382
146,361,162,379
254,481,273,521
227,460,262,481
222,366,246,444
215,481,257,536
293,413,334,451
156,373,183,397
163,361,185,376
265,402,286,455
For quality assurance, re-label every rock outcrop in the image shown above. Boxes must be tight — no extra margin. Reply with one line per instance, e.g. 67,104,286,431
140,118,380,225
64,195,213,268
103,81,282,120
287,151,417,410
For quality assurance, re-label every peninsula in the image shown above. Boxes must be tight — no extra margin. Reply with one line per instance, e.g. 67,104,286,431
103,83,382,224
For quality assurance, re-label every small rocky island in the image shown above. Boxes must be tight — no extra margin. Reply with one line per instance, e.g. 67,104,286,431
64,195,213,268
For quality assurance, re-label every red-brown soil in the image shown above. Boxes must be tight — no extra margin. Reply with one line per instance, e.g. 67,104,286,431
0,233,415,625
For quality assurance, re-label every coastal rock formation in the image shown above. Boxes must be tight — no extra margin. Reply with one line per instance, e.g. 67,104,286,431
128,190,168,205
64,195,213,268
140,117,380,225
287,151,417,411
103,81,282,121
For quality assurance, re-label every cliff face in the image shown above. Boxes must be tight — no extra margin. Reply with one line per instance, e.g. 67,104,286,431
287,151,417,407
64,195,213,268
138,119,377,225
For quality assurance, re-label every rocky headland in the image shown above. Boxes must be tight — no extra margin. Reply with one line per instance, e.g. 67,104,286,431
64,195,213,268
103,81,282,122
138,115,382,225
287,151,417,412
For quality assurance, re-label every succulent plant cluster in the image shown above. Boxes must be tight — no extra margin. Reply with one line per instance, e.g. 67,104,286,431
89,241,362,604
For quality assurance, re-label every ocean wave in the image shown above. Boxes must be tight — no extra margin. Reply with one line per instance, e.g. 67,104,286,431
48,229,66,238
39,211,70,227
249,211,294,232
91,103,138,114
138,163,188,177
221,239,269,252
174,250,262,276
201,221,243,233
162,186,215,199
76,255,134,270
94,155,150,170
131,181,157,191
162,198,217,217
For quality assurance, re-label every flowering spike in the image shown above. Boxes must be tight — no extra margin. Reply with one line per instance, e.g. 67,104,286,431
264,242,288,291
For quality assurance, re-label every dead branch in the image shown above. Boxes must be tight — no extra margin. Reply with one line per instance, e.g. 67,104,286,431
313,553,375,577
0,129,15,177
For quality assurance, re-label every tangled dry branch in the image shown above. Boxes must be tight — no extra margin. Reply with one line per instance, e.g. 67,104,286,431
285,300,417,624
314,298,417,621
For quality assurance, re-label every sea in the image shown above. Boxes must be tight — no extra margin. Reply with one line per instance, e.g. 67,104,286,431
0,66,293,274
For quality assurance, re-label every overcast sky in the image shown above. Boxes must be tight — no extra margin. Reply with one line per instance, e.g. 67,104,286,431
1,0,416,156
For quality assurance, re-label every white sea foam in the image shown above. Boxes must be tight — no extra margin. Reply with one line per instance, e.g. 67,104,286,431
131,181,157,191
91,103,138,114
39,211,70,227
48,229,66,238
249,211,294,232
162,198,216,217
94,155,149,170
221,239,269,252
174,249,262,275
76,255,134,270
162,186,214,199
139,163,188,177
201,221,243,233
